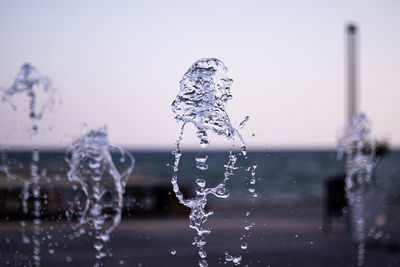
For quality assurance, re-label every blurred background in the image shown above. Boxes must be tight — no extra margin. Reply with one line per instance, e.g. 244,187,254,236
0,1,399,266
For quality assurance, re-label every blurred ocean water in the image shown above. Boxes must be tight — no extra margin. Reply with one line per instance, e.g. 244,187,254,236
3,150,399,205
143,150,400,204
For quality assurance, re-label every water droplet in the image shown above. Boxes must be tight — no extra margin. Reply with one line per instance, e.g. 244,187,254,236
244,222,255,231
195,153,208,162
22,234,30,244
199,259,208,267
89,160,101,169
194,236,207,247
196,179,206,188
32,125,38,136
233,255,242,264
225,254,233,262
199,249,207,258
241,146,247,156
239,116,249,128
32,149,40,162
240,242,247,249
170,249,176,255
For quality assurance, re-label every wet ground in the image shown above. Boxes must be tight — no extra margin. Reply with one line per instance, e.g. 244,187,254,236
1,203,400,267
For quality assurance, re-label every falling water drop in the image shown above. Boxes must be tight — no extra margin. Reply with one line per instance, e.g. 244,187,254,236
196,179,206,188
195,153,209,171
239,116,249,129
225,254,233,262
233,255,242,265
245,223,255,231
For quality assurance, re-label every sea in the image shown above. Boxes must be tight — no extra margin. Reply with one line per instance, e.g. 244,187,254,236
2,149,399,205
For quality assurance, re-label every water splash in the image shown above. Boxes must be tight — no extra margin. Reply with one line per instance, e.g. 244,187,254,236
1,63,56,134
65,127,134,265
171,58,247,266
172,58,246,154
338,113,378,266
0,63,57,267
0,150,17,180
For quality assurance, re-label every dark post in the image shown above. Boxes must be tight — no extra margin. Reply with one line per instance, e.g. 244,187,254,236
347,24,358,125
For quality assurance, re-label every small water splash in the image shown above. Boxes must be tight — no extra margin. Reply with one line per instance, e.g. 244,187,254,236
65,127,134,265
338,113,378,266
171,58,247,266
1,63,56,134
172,58,246,153
0,150,18,182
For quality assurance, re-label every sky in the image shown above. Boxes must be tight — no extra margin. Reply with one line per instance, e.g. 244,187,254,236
0,0,399,150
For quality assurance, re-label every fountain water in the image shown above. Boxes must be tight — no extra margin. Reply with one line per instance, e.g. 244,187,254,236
1,63,56,135
338,113,378,266
0,63,56,267
65,126,134,266
171,58,253,266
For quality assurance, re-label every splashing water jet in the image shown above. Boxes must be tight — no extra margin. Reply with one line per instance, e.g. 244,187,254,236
1,63,56,134
171,58,249,266
65,127,134,266
0,63,56,267
338,113,378,266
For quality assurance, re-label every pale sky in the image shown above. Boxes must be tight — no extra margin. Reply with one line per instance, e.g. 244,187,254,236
0,0,399,150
